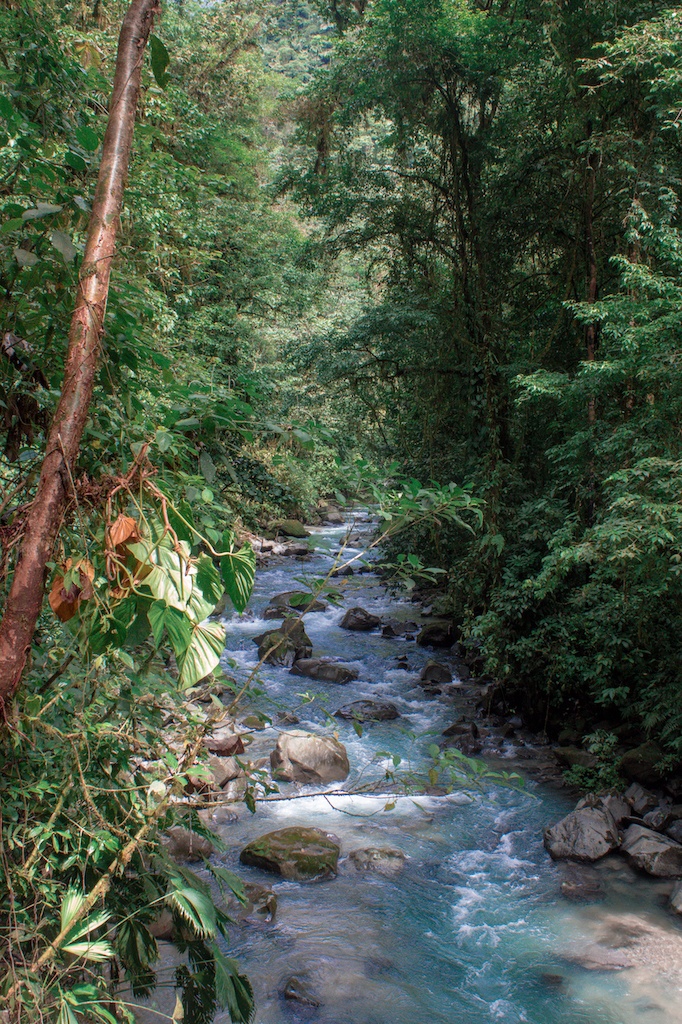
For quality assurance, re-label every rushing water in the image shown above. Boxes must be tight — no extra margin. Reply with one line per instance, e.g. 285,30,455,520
143,515,682,1024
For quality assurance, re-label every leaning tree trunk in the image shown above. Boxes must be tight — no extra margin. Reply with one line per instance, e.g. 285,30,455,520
0,0,160,713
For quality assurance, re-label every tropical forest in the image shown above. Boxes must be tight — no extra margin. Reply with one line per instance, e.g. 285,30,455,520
3,0,682,1022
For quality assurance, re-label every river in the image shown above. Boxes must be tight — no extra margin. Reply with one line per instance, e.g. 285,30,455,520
159,513,682,1024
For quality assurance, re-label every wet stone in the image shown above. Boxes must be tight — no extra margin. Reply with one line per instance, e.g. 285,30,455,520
335,699,400,723
340,606,381,630
543,805,620,862
270,730,350,784
621,824,682,877
347,847,406,876
416,622,456,648
290,658,358,685
162,826,214,864
282,976,320,1007
240,826,340,881
419,660,452,685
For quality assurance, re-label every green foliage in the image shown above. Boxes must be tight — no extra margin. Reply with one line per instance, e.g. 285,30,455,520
0,657,255,1023
280,0,682,756
563,732,624,792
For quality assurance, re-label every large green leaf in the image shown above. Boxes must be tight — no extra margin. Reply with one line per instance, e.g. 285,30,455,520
176,620,225,688
148,602,193,655
220,531,255,613
58,889,113,962
213,946,255,1024
166,884,217,938
149,34,171,89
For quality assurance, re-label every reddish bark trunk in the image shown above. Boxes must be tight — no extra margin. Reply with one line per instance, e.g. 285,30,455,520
0,0,160,712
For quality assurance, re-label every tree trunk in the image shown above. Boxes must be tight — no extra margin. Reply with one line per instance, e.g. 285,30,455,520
0,0,160,713
585,147,599,423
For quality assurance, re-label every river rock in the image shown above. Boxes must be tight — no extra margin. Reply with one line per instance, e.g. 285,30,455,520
277,519,309,538
230,881,277,925
624,782,659,816
148,909,174,940
240,826,340,881
416,622,456,648
620,741,666,787
671,881,682,914
643,807,672,831
621,824,682,877
325,510,345,524
162,826,214,863
270,730,350,784
332,564,355,577
347,847,406,876
340,606,381,631
276,710,300,725
335,699,400,722
554,746,597,770
253,617,313,666
381,619,419,638
290,658,359,684
666,821,682,843
575,792,630,826
543,805,620,862
264,591,327,619
204,725,245,757
208,755,243,788
601,793,631,825
282,542,311,556
419,660,452,684
282,976,320,1006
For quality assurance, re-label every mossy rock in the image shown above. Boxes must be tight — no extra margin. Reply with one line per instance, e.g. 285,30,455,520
239,826,340,881
252,616,313,666
277,519,310,538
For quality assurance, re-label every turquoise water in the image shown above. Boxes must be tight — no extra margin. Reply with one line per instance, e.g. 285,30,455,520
201,518,682,1024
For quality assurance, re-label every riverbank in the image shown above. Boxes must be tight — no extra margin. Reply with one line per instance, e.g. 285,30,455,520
134,512,682,1024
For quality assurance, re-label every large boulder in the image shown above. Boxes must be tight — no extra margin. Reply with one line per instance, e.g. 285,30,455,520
204,725,245,757
208,755,243,789
347,847,406,876
667,821,682,844
277,519,309,538
270,730,350,784
282,543,311,557
290,658,358,685
162,826,214,863
325,511,345,525
252,617,312,666
621,824,682,877
624,782,659,817
543,805,620,862
340,606,381,631
264,591,327,620
620,741,666,787
239,826,340,881
335,700,400,723
554,746,597,770
576,792,630,826
416,622,456,648
419,660,452,685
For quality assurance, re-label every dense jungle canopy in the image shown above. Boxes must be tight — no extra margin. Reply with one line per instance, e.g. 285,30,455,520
2,0,682,1021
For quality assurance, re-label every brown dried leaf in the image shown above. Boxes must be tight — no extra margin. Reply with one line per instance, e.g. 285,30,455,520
48,558,95,621
109,514,140,548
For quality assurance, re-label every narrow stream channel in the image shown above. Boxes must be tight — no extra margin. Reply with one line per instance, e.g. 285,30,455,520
157,514,682,1024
